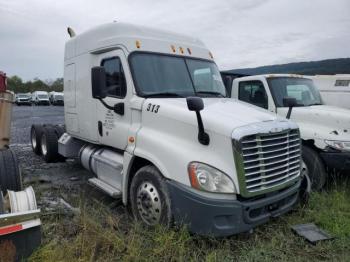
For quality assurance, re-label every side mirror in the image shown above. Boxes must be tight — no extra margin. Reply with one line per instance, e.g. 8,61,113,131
91,66,107,99
283,97,298,108
283,97,298,119
187,97,204,112
186,97,209,146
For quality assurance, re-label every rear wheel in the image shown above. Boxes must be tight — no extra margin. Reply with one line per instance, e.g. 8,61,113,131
130,165,172,227
31,125,44,155
302,145,327,191
0,149,22,195
41,127,59,163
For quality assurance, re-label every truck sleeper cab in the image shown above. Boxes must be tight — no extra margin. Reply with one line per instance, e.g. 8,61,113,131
229,74,350,190
31,23,301,236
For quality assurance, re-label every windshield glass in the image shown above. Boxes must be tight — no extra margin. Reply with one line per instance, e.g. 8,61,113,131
18,94,29,98
55,95,63,100
268,77,323,107
38,94,48,99
130,53,226,97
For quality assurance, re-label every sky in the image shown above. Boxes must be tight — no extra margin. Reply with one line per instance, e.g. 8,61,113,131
0,0,350,80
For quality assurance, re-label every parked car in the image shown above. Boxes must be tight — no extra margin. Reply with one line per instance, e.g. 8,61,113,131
227,73,350,190
49,91,64,105
32,91,50,105
15,93,32,105
311,74,350,109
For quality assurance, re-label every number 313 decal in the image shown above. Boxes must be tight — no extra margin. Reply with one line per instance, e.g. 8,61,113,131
147,103,160,113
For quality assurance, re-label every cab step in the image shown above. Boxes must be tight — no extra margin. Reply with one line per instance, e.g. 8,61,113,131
88,178,122,198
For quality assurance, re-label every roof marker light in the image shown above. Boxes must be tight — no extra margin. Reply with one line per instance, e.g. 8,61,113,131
179,47,184,54
209,52,214,59
187,48,192,55
136,40,141,49
171,45,176,53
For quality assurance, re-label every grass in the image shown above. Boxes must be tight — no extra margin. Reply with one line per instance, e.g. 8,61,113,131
30,176,350,262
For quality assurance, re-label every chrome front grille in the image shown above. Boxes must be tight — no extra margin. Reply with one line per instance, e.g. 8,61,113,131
239,129,301,193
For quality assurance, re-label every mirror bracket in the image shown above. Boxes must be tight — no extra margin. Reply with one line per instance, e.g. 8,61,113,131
186,97,210,146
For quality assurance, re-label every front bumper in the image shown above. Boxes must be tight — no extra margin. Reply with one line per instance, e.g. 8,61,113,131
320,151,350,171
167,180,300,237
52,100,64,105
16,100,31,105
36,100,50,105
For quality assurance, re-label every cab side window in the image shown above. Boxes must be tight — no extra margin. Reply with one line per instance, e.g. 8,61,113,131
239,81,268,109
101,57,127,98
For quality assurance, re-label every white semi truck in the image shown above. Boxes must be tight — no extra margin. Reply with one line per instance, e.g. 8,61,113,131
30,23,303,236
227,74,350,190
311,74,350,109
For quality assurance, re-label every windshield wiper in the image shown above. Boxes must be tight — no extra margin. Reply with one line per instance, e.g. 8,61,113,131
196,91,225,97
143,92,185,98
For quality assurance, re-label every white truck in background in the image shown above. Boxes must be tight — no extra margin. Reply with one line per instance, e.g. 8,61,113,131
49,91,64,106
311,74,350,109
30,23,303,236
32,91,50,105
228,74,350,190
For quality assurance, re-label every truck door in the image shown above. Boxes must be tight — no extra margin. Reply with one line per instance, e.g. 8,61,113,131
96,49,131,150
237,81,269,109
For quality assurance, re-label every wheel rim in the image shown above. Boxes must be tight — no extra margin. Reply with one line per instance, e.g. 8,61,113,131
31,129,37,149
301,160,311,193
301,160,309,178
136,181,162,225
41,134,47,156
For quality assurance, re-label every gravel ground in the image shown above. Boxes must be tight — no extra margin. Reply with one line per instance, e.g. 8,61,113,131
9,105,120,217
10,105,64,145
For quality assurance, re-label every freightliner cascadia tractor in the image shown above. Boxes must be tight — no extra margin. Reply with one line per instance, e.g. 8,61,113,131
30,23,303,236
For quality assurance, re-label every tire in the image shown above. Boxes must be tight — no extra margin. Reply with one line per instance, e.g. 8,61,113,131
130,165,172,227
31,124,44,155
0,149,22,195
302,145,327,191
299,161,311,206
41,127,59,163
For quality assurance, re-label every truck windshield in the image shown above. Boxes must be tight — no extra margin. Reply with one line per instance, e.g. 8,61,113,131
130,53,226,98
38,94,48,99
268,77,323,107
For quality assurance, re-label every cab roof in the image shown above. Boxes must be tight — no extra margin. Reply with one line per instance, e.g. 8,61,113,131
235,74,312,81
65,22,213,61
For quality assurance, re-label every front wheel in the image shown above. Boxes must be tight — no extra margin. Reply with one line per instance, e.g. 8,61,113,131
130,165,172,227
302,145,327,191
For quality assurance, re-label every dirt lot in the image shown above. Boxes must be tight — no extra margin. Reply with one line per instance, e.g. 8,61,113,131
9,105,350,262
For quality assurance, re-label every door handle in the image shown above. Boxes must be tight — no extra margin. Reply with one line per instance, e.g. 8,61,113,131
98,121,103,136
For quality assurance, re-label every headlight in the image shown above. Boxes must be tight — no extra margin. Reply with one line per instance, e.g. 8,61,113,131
325,140,350,151
188,162,236,193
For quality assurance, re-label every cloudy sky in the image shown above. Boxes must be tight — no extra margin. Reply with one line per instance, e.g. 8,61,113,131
1,0,349,80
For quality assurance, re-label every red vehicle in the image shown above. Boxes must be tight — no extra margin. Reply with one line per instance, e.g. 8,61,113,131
0,71,6,92
0,71,41,261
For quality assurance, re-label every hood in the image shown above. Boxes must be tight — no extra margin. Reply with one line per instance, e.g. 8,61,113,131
147,98,282,137
278,105,350,140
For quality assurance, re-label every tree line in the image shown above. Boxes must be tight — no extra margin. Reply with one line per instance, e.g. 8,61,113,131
7,75,63,94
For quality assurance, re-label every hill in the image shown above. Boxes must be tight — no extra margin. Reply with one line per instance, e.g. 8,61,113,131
225,58,350,76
